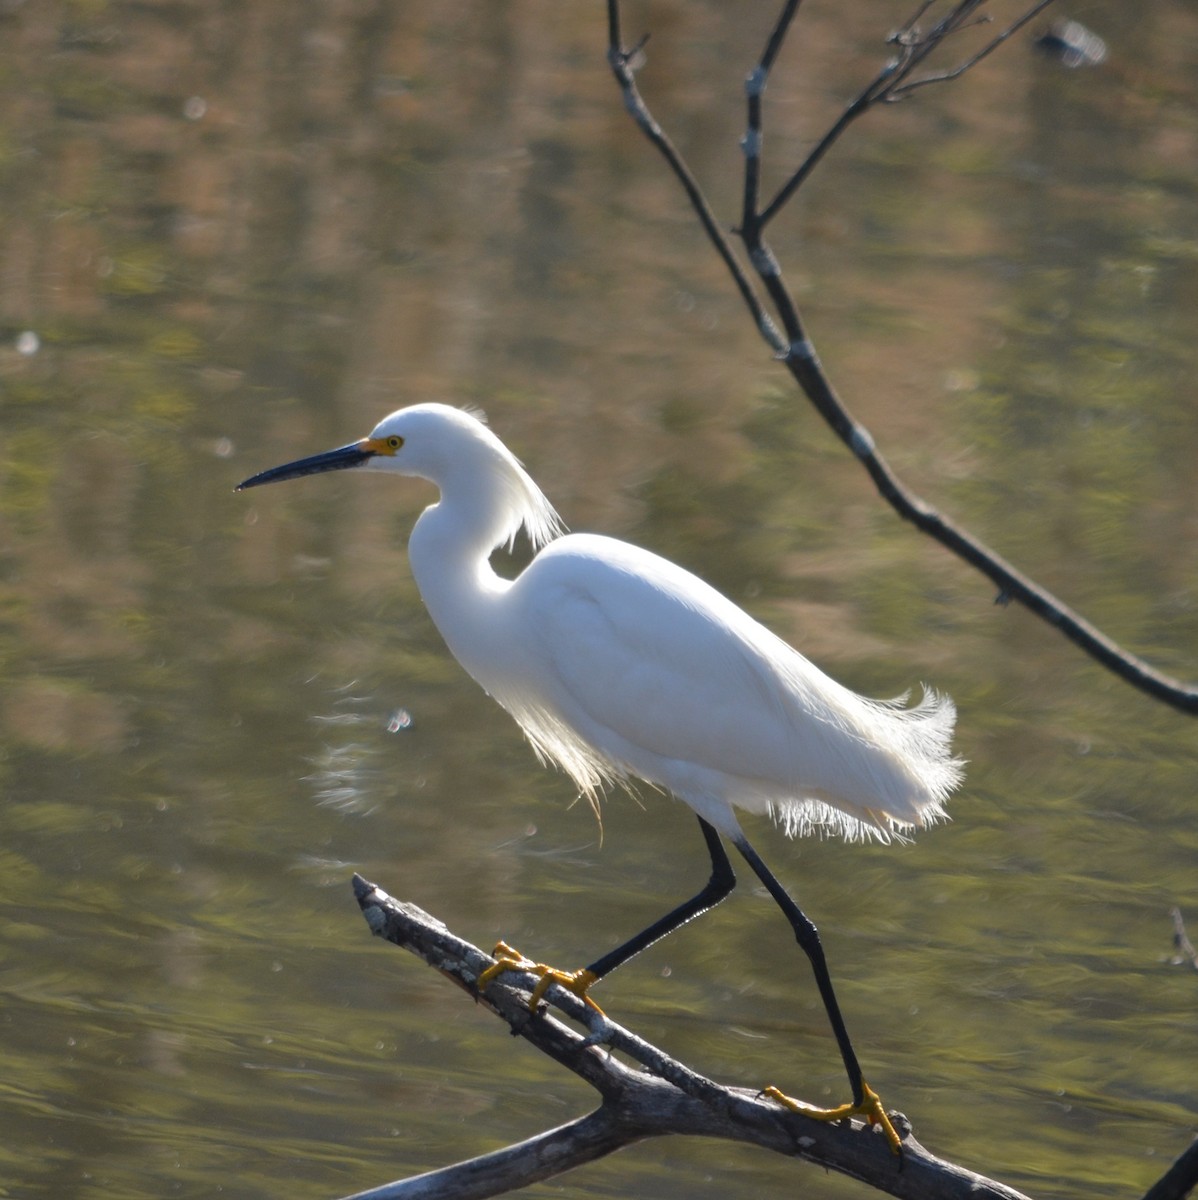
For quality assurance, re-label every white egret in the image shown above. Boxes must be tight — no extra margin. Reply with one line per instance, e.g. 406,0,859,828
238,403,963,1153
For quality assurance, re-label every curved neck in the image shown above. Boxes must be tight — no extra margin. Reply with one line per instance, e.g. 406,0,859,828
407,496,511,684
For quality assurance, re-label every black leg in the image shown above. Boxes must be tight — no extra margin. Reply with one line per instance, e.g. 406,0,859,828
584,815,736,980
730,832,866,1107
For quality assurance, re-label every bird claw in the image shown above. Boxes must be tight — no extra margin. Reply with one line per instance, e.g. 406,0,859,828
763,1082,903,1156
475,940,532,991
477,941,606,1019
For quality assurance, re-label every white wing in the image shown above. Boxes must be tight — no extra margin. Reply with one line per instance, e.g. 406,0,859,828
500,534,960,840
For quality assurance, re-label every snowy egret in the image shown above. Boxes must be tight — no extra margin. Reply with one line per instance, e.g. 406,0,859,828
238,403,963,1152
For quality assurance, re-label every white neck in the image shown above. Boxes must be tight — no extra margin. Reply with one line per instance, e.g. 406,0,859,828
407,492,513,689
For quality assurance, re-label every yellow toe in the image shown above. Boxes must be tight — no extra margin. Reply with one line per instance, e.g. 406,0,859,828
476,944,604,1015
476,941,532,990
764,1082,902,1156
529,966,602,1012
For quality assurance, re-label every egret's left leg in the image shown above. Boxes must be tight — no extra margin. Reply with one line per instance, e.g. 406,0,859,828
477,816,736,1014
731,832,902,1155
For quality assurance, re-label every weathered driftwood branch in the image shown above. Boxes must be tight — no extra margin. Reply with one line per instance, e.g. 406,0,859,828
340,874,1036,1200
605,0,1198,715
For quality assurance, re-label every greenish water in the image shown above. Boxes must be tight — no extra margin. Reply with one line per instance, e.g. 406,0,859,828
1,4,1196,1198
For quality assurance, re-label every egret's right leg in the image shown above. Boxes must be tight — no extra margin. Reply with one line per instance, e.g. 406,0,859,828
477,816,737,1013
730,832,902,1155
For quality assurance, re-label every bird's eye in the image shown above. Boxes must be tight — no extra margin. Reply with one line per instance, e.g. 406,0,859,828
387,436,403,452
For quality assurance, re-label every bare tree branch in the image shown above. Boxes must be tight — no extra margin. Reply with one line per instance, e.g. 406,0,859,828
605,0,1198,715
340,874,1040,1200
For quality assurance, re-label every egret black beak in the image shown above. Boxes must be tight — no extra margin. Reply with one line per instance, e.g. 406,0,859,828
236,440,376,490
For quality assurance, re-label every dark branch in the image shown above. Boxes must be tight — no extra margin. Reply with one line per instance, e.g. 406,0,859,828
605,0,1198,715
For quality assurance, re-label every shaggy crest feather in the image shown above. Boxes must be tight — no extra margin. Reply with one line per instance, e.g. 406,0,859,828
490,444,564,553
438,404,565,552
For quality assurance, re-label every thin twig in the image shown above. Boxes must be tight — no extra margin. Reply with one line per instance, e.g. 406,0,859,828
891,0,1060,97
605,12,785,353
742,0,804,233
764,0,1049,228
758,58,896,228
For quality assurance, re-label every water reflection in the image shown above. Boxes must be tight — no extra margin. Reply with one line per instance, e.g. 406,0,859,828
1,3,1196,1199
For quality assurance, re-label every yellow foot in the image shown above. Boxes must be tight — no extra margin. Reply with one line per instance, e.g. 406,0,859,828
476,941,604,1015
763,1082,902,1156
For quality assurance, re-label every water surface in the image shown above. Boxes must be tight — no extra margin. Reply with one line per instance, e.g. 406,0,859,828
1,3,1196,1198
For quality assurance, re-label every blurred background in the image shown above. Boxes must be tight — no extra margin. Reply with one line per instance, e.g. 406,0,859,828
1,2,1196,1197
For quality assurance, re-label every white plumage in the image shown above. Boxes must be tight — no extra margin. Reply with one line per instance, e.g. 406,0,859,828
360,403,962,843
238,400,965,1152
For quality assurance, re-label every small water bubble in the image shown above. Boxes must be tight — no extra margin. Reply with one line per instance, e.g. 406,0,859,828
214,437,234,459
943,367,978,393
386,708,412,733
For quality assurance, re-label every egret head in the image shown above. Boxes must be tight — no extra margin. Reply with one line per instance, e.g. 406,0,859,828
236,404,490,490
236,403,564,550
